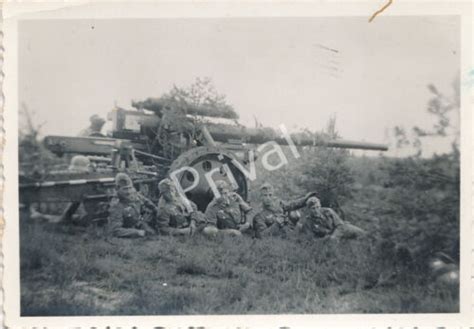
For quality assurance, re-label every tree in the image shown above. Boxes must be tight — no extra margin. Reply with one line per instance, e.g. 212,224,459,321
132,77,239,119
383,76,460,260
161,77,239,119
19,104,64,177
296,117,353,213
393,75,460,156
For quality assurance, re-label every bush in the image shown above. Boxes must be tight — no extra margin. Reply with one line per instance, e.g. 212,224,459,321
296,147,354,210
247,144,354,219
380,153,459,260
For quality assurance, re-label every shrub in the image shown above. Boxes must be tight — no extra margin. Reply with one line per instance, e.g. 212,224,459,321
380,153,459,259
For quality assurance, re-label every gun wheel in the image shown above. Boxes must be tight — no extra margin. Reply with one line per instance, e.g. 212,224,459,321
168,146,248,211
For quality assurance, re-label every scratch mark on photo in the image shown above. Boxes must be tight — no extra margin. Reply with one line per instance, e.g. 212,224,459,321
369,0,394,23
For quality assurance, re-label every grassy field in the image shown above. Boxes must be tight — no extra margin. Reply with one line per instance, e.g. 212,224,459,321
18,73,461,315
20,186,458,316
19,145,460,316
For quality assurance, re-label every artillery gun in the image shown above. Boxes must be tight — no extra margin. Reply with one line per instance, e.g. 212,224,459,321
20,99,388,220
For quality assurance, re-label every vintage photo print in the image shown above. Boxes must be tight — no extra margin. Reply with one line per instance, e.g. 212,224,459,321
2,1,472,327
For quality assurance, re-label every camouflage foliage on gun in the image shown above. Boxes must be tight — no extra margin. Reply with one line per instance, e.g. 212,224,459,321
21,100,388,219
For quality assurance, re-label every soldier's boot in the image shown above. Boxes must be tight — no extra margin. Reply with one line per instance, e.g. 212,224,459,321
343,223,367,239
332,223,366,240
29,205,61,223
202,226,219,237
112,228,146,238
219,229,242,237
238,222,251,233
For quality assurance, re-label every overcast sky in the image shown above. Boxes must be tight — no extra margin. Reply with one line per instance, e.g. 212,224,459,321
19,16,460,156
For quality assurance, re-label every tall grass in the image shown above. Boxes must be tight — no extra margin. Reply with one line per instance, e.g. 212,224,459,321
20,213,458,316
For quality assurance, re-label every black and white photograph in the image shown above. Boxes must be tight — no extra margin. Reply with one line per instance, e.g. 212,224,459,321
3,1,472,327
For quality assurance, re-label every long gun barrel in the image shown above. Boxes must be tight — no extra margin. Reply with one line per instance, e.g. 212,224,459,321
122,101,389,151
204,124,388,151
43,109,388,159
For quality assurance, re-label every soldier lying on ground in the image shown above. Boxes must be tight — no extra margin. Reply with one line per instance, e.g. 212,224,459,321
205,180,252,237
107,173,157,238
298,196,366,240
155,178,218,237
253,183,317,238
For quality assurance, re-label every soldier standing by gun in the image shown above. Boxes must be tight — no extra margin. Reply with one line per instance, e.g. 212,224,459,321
298,196,366,240
253,183,317,238
107,173,157,238
155,178,218,237
78,114,106,137
205,180,252,237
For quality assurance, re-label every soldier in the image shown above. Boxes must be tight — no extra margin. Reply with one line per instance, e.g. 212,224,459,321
68,155,92,172
155,178,218,236
253,183,317,238
78,114,106,137
107,173,157,238
29,155,92,223
61,155,108,224
204,180,252,236
60,155,94,222
298,196,366,240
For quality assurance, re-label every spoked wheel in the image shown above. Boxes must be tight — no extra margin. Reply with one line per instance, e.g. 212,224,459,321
168,147,248,211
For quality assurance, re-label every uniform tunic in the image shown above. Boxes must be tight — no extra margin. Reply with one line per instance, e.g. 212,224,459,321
78,127,103,137
205,192,252,229
301,207,343,237
253,196,307,236
301,207,365,239
107,193,157,238
155,197,207,235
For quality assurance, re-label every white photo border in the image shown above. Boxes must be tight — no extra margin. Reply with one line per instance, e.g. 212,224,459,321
2,1,472,327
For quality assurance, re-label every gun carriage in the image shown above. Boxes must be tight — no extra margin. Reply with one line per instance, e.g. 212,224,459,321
20,99,388,221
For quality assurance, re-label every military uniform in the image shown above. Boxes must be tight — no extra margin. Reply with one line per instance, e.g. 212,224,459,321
60,156,92,223
78,114,105,137
301,207,344,237
107,173,157,238
156,196,207,235
205,191,252,230
78,127,95,137
253,196,307,237
300,197,366,240
204,180,252,235
253,183,315,238
30,155,94,223
155,178,213,236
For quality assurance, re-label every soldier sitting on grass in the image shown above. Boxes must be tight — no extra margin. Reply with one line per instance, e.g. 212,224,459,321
298,196,366,240
253,183,317,238
107,173,157,238
155,178,218,237
205,180,252,237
